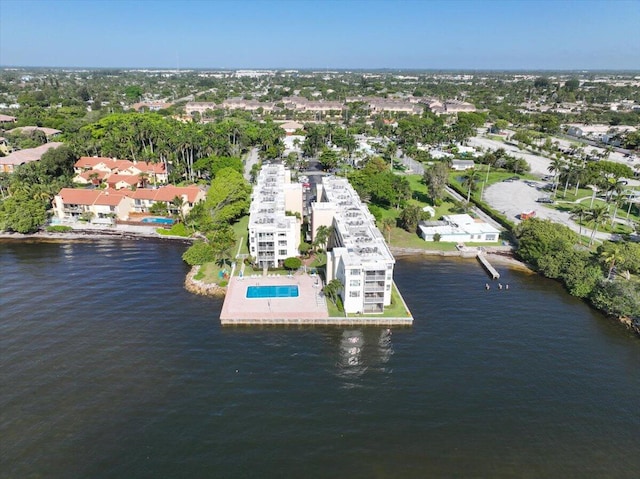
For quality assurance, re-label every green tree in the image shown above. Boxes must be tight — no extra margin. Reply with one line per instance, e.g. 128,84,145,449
398,204,423,232
380,217,395,244
424,162,449,204
284,257,302,270
182,241,215,266
585,204,610,246
319,148,340,171
205,167,252,226
323,278,344,307
462,168,480,203
0,193,47,233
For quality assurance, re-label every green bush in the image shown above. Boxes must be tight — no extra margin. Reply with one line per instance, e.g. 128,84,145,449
219,280,228,287
46,225,73,233
157,222,189,237
283,257,302,270
182,241,215,266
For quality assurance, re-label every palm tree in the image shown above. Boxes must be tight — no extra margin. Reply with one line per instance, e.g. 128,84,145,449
462,169,480,203
570,203,587,239
585,204,610,246
601,246,621,280
313,225,333,253
323,279,343,307
548,156,565,198
380,217,395,244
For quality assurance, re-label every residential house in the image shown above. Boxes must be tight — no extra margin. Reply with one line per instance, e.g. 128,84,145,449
0,142,64,173
0,114,17,125
418,214,501,243
53,188,133,223
451,160,476,171
129,185,205,218
6,126,62,141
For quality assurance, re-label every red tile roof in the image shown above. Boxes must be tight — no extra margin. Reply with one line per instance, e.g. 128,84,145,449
75,157,135,171
107,174,139,188
57,188,127,206
130,185,202,203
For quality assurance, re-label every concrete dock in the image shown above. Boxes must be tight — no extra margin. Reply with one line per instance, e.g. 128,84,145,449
477,253,500,279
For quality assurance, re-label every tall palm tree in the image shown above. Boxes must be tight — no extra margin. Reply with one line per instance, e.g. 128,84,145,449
380,217,395,244
313,225,333,253
462,169,480,203
570,203,587,239
548,156,565,198
601,246,621,280
323,279,344,307
585,204,610,246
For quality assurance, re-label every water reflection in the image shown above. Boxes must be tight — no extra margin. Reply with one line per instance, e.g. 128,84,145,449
336,329,395,381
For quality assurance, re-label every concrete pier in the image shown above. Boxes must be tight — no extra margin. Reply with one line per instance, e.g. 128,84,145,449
477,253,500,279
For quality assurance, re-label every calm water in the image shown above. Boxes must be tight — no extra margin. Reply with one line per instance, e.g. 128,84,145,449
1,240,639,478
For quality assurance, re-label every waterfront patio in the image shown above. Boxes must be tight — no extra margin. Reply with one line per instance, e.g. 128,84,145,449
220,271,329,323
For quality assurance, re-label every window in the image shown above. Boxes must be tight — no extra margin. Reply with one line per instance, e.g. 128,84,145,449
486,234,496,241
279,249,287,256
349,291,360,298
350,280,361,287
351,269,361,275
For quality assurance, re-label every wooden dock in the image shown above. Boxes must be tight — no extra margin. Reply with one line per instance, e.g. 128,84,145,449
477,253,500,279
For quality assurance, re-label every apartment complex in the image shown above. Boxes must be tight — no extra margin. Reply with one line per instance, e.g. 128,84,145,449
248,164,303,268
313,176,395,314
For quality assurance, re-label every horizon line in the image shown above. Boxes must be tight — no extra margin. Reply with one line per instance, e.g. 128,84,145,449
2,65,640,74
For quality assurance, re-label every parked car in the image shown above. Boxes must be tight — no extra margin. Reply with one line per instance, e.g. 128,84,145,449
536,197,554,204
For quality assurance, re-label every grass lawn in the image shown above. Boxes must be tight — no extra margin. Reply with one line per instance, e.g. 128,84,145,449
232,215,250,256
195,261,231,285
342,283,413,318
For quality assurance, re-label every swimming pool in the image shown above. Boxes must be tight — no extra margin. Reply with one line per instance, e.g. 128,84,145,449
246,285,299,299
141,217,174,225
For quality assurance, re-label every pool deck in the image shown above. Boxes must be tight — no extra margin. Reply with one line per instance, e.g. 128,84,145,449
220,271,414,326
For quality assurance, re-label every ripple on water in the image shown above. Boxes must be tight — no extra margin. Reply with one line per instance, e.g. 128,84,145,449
1,241,639,478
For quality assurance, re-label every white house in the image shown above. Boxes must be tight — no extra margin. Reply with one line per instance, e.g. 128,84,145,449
451,160,475,171
418,214,501,243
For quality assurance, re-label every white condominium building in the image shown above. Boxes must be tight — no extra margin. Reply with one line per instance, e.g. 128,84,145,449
314,176,396,314
248,164,303,268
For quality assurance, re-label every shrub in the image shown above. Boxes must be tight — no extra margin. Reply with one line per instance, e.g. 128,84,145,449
158,222,189,237
433,233,441,242
182,241,215,266
46,225,72,233
284,257,302,270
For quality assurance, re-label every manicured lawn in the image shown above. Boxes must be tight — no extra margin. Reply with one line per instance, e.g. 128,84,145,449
195,262,231,285
342,283,413,318
232,215,250,256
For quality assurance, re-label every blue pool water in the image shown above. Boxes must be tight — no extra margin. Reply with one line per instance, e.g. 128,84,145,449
141,217,174,225
246,285,299,298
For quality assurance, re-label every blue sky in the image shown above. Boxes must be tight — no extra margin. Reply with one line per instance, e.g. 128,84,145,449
1,0,639,70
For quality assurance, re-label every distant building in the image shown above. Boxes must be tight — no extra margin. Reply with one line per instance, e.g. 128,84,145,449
451,160,476,171
0,114,17,125
6,126,62,140
0,142,64,173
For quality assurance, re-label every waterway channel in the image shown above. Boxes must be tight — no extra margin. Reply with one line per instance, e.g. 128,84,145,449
1,240,638,478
